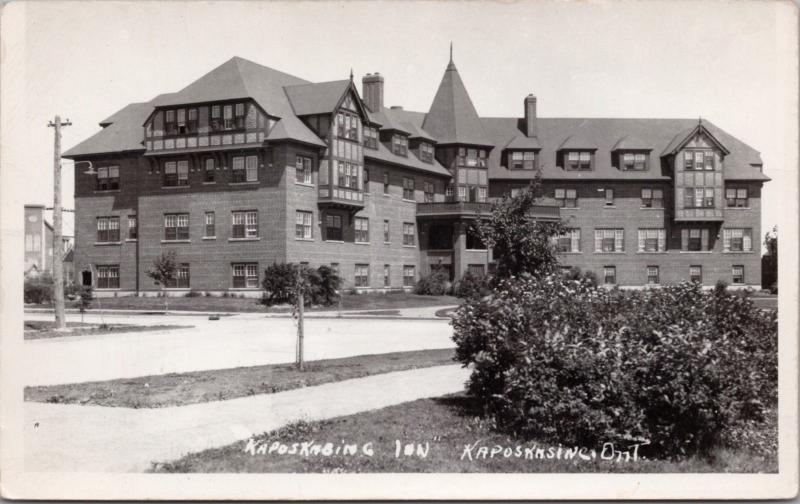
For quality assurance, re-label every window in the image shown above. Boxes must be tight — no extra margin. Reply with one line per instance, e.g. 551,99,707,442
445,184,454,200
383,172,390,195
392,135,408,156
683,150,715,171
337,163,359,189
604,188,615,206
383,220,390,243
403,222,415,246
726,187,749,207
211,105,222,131
363,168,370,193
638,229,666,252
732,265,745,284
96,166,120,191
684,187,714,208
478,187,487,203
223,105,233,129
384,265,391,287
355,264,370,287
595,229,624,253
459,148,486,168
165,264,190,288
187,108,198,133
97,265,120,289
556,229,581,253
468,264,486,277
690,265,702,283
603,266,616,285
420,142,434,163
424,181,434,203
232,155,258,183
164,213,189,241
325,214,342,241
355,217,369,243
647,266,660,285
402,177,415,200
403,265,415,287
164,161,189,187
234,103,245,129
336,112,360,141
465,227,486,250
682,228,710,251
295,211,313,239
176,109,186,134
363,126,378,149
96,216,120,242
621,153,647,171
566,151,591,171
204,158,215,183
723,228,753,252
510,151,536,170
641,188,664,208
554,188,578,208
232,263,259,288
127,216,137,240
232,210,258,239
165,110,176,135
204,212,215,237
296,156,312,184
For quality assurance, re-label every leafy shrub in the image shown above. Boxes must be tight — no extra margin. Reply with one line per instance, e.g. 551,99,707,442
78,286,93,313
453,271,490,299
261,263,342,307
452,274,777,459
560,266,598,287
184,289,202,298
414,269,451,296
64,283,81,300
24,273,54,304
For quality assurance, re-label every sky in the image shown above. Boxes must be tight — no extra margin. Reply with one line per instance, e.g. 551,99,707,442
1,0,797,241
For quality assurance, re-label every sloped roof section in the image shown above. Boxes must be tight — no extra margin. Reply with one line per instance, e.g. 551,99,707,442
365,141,450,177
422,58,492,146
285,80,351,116
64,102,153,157
505,135,542,150
661,121,730,156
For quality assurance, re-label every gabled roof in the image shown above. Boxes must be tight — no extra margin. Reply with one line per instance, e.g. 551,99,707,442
611,134,653,151
284,80,351,116
401,120,437,142
661,120,730,156
422,58,492,146
505,135,542,150
365,141,450,177
64,102,154,156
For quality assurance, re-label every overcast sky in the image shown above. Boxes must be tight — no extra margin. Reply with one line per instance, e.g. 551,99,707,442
2,0,796,240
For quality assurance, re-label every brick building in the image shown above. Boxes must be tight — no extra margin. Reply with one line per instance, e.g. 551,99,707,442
24,204,74,282
64,55,768,295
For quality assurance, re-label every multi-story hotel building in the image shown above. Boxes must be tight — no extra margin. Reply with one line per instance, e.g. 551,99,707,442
64,55,768,294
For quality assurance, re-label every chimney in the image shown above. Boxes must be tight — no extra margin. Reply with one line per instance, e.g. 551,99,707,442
362,72,384,113
524,94,537,137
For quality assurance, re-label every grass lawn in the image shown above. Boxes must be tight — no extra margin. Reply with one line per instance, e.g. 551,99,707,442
32,291,459,313
151,394,777,473
25,348,456,408
23,320,191,340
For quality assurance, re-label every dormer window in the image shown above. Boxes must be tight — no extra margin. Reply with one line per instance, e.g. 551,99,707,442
621,152,647,171
393,134,408,156
420,142,434,163
363,126,378,150
510,151,535,170
566,151,591,171
684,150,715,171
336,112,360,141
459,148,487,168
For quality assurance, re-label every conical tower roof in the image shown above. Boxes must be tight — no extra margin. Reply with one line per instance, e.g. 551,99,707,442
422,48,492,146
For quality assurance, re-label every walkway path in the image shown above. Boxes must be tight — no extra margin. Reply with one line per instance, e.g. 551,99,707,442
23,313,454,386
24,364,470,472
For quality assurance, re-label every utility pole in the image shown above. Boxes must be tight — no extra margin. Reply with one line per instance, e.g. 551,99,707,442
48,115,71,330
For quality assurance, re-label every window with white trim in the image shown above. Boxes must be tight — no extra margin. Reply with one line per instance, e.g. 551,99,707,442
232,155,258,183
603,266,616,285
595,229,624,253
723,228,752,252
682,228,710,251
164,213,189,241
97,265,120,289
684,187,715,208
96,166,120,191
732,265,745,284
566,151,591,171
295,211,313,239
403,265,416,287
603,188,615,206
683,150,715,171
647,266,660,285
622,153,647,171
725,187,748,207
556,228,581,253
637,228,666,252
355,217,369,243
127,216,137,240
204,158,215,183
164,161,189,187
204,212,215,238
690,265,702,283
96,216,120,242
510,151,536,170
641,188,664,208
402,222,415,246
554,188,578,208
325,214,342,241
424,181,435,203
403,177,415,200
232,210,258,239
355,264,370,287
165,263,190,288
296,156,312,184
232,263,259,288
